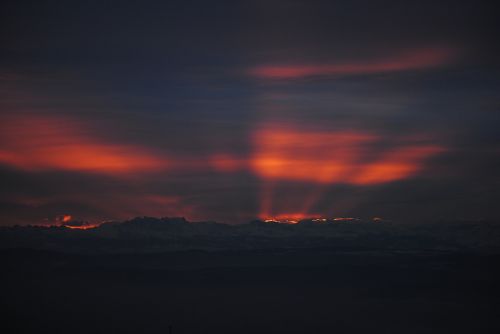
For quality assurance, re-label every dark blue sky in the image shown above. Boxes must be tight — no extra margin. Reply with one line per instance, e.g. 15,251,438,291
1,0,499,224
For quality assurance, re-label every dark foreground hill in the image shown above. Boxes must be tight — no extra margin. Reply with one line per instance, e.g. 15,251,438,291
1,218,499,334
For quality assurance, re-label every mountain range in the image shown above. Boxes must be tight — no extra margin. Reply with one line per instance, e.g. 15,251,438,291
1,217,499,254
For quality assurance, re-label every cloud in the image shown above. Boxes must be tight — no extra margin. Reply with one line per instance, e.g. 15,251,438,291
250,123,444,185
248,47,457,80
248,123,445,219
0,115,169,175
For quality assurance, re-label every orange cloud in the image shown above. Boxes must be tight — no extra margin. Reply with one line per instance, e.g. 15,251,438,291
249,47,456,79
251,127,375,183
351,146,444,185
250,124,445,219
251,124,443,185
0,115,168,175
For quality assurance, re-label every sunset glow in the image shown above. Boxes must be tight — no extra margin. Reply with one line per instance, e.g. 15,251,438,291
1,3,496,332
252,124,445,219
62,223,100,230
351,146,444,185
251,125,442,185
0,116,168,175
0,115,446,223
251,128,373,183
263,213,316,223
249,47,456,79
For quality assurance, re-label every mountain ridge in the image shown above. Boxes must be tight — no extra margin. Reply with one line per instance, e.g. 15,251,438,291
1,217,499,254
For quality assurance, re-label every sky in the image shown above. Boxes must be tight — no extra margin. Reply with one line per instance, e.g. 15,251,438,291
0,0,499,224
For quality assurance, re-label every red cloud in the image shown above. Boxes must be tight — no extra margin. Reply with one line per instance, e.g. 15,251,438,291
250,124,443,185
0,115,168,175
249,47,456,79
248,124,445,218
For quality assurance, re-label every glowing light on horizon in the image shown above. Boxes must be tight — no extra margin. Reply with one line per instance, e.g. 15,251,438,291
332,217,358,221
62,223,100,230
263,218,299,224
261,216,368,224
263,213,310,223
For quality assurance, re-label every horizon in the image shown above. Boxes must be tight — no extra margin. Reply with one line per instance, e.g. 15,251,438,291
5,214,498,230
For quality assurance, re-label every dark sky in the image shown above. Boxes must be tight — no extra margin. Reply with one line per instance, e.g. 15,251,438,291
1,0,499,224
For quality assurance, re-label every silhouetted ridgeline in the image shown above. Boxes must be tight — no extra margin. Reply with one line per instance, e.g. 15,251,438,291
1,217,499,253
